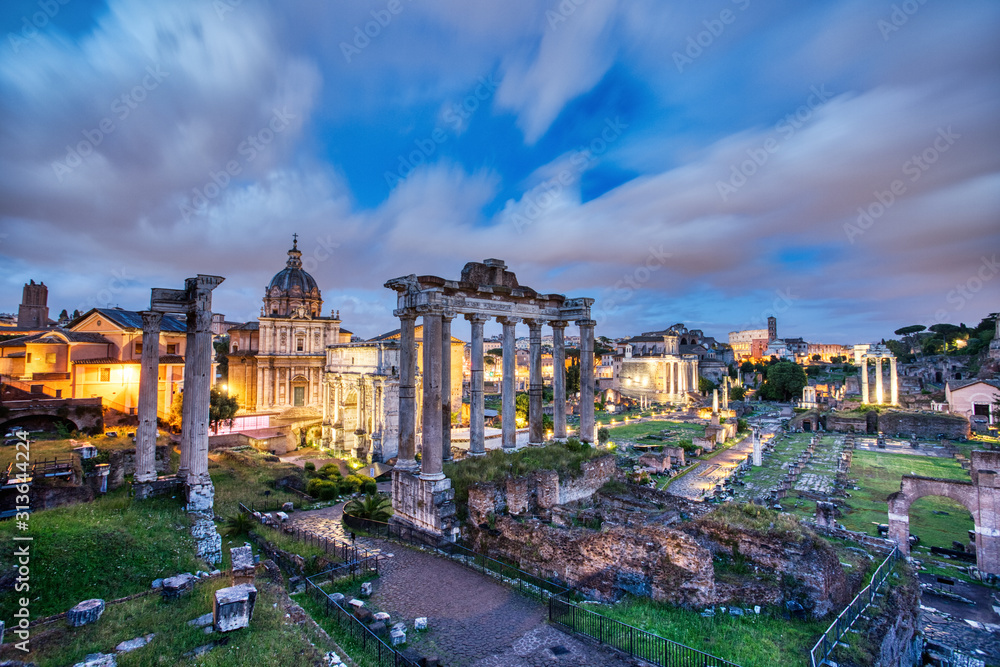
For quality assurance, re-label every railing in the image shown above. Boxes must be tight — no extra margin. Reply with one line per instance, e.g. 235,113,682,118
343,514,742,667
550,597,743,667
305,576,418,667
238,501,378,566
809,547,900,667
1,457,75,486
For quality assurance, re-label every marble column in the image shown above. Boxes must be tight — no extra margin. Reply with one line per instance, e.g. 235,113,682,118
135,311,162,486
187,308,213,484
255,366,264,411
890,357,899,406
420,309,444,481
875,356,884,405
860,358,869,404
752,427,762,466
396,312,418,472
499,317,519,450
551,321,567,440
527,319,544,446
712,388,719,414
670,362,677,398
578,319,596,444
441,312,454,463
466,314,488,455
178,318,197,482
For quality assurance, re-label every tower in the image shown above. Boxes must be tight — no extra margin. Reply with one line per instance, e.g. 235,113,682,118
767,316,777,342
17,280,49,328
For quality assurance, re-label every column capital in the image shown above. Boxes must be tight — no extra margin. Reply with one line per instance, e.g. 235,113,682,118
415,304,446,317
523,318,544,332
464,312,490,324
549,320,569,330
497,316,521,326
140,310,163,330
575,319,597,329
394,308,418,321
440,309,457,322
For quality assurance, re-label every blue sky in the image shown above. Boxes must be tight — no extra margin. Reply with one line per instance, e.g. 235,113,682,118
1,0,998,343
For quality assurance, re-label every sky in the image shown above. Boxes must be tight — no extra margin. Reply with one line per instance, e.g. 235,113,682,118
1,0,998,344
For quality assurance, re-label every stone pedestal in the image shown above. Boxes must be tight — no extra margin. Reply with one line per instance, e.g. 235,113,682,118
213,584,257,632
230,545,255,586
390,469,459,542
67,599,105,627
191,513,222,565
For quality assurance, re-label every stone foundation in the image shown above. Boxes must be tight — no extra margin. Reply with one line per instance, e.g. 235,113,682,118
390,470,459,542
108,445,169,491
186,479,216,512
191,513,222,565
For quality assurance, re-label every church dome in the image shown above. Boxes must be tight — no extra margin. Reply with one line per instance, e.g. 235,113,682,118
263,235,323,317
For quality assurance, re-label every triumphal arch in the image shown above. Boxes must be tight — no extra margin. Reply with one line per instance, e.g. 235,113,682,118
384,259,595,541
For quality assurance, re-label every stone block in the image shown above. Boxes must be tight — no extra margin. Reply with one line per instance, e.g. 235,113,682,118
151,578,163,589
392,621,407,632
275,511,289,523
67,599,105,627
374,612,391,622
348,599,364,611
356,607,374,623
188,612,214,628
230,545,255,585
115,633,154,653
368,621,387,635
330,592,345,604
360,581,373,597
72,653,117,667
282,502,294,512
390,628,407,646
414,617,428,630
213,584,257,633
161,573,197,600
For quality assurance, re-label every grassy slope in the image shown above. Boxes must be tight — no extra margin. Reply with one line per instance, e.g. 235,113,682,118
1,579,328,667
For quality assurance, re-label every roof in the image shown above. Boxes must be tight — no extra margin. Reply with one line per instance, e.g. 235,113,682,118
71,308,186,333
949,378,1000,392
73,358,139,365
227,322,260,332
0,329,113,347
370,326,461,343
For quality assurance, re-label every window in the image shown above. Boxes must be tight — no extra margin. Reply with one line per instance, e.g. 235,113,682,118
26,353,32,363
232,343,239,352
167,343,178,355
100,368,111,382
134,342,142,354
296,338,304,352
974,403,990,417
45,352,56,364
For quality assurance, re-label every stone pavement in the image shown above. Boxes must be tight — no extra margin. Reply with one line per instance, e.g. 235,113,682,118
667,433,757,500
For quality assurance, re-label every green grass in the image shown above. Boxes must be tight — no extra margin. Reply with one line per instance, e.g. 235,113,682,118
0,434,163,471
444,442,604,515
0,579,329,667
209,450,305,517
840,450,974,549
594,596,827,667
295,591,393,667
0,489,203,622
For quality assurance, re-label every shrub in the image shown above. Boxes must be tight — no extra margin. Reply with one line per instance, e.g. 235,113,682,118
304,461,316,472
344,493,392,522
306,478,339,500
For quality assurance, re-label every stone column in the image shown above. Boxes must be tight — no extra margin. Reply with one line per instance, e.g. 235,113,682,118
890,357,898,406
712,388,719,414
466,314,488,455
135,311,162,489
499,317,520,450
396,312,418,472
255,366,264,411
187,308,213,485
860,358,869,404
178,319,197,482
527,319,544,446
420,309,444,481
551,321,567,440
875,356,884,405
578,319,596,444
441,311,454,463
722,377,729,410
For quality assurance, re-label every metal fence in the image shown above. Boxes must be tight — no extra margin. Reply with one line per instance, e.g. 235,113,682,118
549,597,743,667
305,576,418,667
809,546,900,667
238,502,378,566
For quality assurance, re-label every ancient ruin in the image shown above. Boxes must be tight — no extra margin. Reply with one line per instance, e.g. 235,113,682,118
888,449,1000,575
384,259,594,540
856,344,898,406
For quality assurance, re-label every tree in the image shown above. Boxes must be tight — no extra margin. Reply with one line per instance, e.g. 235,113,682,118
811,354,821,361
728,363,738,379
740,360,755,374
597,427,610,446
71,309,82,319
58,309,69,321
730,385,747,401
344,493,392,522
209,386,239,434
894,325,926,337
213,336,230,382
515,392,529,426
566,364,580,396
758,361,807,402
698,376,715,394
169,391,183,430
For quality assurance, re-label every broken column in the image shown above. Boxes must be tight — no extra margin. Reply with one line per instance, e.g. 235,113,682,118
213,584,257,632
134,310,162,498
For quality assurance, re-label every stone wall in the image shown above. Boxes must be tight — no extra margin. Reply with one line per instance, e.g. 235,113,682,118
108,445,169,491
469,518,715,606
826,413,869,433
466,454,615,524
877,411,969,439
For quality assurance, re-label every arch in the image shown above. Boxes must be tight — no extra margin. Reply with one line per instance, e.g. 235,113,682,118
0,414,79,435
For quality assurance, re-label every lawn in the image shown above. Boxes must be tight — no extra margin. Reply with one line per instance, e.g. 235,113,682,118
1,578,332,667
0,433,155,472
839,450,974,549
208,449,305,517
0,490,203,622
605,419,706,453
593,596,827,667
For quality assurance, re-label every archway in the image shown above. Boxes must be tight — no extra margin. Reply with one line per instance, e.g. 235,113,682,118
887,452,1000,575
291,374,308,407
0,415,79,436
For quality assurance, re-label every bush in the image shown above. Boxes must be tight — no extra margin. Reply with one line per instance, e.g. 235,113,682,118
304,461,315,472
305,478,339,500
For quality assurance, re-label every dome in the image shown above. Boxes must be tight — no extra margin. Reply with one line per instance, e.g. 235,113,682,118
263,235,323,317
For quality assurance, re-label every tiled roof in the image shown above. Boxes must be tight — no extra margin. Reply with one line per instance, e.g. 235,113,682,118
73,358,139,365
72,308,186,332
0,329,113,346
